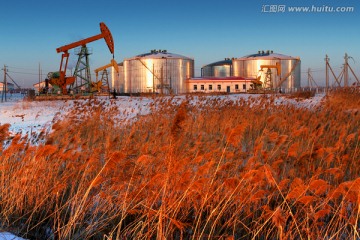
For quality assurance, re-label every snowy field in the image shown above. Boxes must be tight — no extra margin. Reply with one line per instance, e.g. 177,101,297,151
1,93,325,139
0,94,153,140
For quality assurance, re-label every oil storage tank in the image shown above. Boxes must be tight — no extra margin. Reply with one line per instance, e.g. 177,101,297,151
233,50,301,91
124,50,194,94
201,58,233,77
111,62,124,93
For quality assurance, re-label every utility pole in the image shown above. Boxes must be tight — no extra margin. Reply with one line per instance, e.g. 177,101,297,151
160,65,163,95
344,53,349,87
325,55,329,93
307,68,318,89
325,54,341,90
1,65,7,102
346,55,360,86
38,62,41,95
152,64,155,94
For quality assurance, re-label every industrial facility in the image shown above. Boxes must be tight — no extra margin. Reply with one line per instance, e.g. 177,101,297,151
111,50,301,94
32,22,301,96
3,21,360,100
186,50,301,93
119,50,194,94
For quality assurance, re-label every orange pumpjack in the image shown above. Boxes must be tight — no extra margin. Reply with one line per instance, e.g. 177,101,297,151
50,22,114,94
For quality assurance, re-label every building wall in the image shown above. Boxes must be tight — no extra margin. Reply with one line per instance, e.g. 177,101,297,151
187,80,254,93
0,83,15,91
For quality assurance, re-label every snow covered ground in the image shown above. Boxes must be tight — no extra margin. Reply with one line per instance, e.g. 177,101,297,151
1,93,325,139
0,94,73,137
0,94,153,140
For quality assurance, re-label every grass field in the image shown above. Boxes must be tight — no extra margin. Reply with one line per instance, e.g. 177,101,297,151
0,89,359,239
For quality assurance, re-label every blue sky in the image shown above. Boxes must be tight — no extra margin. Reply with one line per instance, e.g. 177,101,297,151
0,0,359,87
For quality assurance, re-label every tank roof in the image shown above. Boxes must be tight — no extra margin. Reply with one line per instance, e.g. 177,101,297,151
202,58,233,68
238,50,300,60
126,49,193,60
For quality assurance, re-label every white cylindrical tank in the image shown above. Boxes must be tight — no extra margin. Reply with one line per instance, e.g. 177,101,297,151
233,50,301,91
111,62,124,93
124,50,194,94
201,58,233,78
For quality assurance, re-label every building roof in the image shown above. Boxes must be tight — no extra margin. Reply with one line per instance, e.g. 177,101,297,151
126,49,193,60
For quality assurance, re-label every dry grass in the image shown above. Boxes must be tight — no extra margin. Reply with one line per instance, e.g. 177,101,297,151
0,89,360,239
326,87,360,111
286,90,316,100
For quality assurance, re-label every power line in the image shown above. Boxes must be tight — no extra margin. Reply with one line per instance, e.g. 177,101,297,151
7,70,40,76
6,65,40,71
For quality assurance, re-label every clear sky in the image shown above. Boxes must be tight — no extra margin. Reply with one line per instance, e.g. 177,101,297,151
0,0,359,87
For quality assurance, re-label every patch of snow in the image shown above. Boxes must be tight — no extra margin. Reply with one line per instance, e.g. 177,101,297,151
275,93,325,109
0,94,73,142
0,232,26,240
1,93,325,145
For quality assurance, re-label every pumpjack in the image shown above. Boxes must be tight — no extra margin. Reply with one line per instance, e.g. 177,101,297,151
92,59,119,93
249,62,281,93
48,22,114,94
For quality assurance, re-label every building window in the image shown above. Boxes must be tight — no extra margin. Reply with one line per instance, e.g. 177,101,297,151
217,85,221,90
193,85,197,91
201,85,204,90
209,85,213,90
235,84,239,90
243,84,246,90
